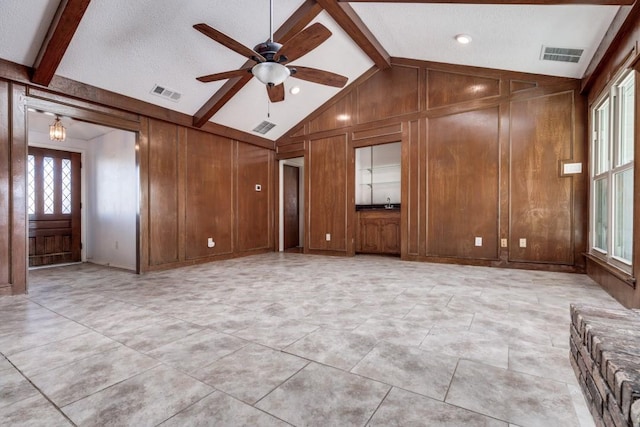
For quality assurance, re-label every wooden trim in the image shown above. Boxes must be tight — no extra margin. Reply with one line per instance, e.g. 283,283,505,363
582,3,640,93
10,84,27,294
338,0,633,4
316,0,390,69
26,97,141,132
31,0,91,86
137,117,149,273
586,253,636,287
191,1,323,128
277,66,379,142
0,58,273,149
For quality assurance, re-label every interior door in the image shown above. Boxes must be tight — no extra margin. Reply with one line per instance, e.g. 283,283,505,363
283,165,300,250
27,147,81,267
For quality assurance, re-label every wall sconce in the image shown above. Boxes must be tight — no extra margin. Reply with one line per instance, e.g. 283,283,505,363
49,116,66,142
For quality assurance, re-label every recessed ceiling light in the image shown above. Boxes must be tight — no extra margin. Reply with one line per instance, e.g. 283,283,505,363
455,34,472,45
290,86,301,95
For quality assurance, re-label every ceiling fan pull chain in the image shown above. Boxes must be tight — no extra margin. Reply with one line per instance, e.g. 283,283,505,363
267,98,271,118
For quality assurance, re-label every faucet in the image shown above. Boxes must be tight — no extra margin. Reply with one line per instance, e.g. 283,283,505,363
385,197,392,209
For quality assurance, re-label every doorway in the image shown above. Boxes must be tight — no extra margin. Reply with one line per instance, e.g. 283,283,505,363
27,110,138,272
27,147,81,267
279,158,304,252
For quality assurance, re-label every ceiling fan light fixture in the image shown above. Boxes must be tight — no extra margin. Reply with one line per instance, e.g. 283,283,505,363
455,34,472,45
252,62,290,86
49,116,66,142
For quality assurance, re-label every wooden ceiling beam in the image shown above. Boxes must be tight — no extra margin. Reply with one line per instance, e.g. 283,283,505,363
192,0,323,128
315,0,391,69
338,0,633,5
31,0,91,86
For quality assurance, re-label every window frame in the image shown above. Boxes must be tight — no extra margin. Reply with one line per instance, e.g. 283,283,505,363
590,69,635,274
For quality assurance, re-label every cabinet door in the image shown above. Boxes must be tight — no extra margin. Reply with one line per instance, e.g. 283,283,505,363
380,219,400,254
360,219,381,253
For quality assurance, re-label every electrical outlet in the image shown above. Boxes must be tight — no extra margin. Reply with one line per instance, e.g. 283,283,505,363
500,238,507,248
325,233,331,241
474,237,482,247
519,238,527,248
207,237,215,248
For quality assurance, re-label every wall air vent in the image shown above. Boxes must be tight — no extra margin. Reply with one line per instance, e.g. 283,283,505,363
150,84,182,102
540,46,584,63
252,120,276,135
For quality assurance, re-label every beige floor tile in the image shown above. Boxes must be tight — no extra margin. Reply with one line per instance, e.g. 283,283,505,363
195,343,308,404
446,360,580,427
284,328,377,370
256,362,389,426
369,387,508,426
62,365,213,426
160,391,288,426
352,341,458,400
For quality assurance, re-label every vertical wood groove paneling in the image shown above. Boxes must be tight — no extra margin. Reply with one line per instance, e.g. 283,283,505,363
10,83,27,293
308,135,348,252
0,80,10,290
286,60,586,273
148,119,180,265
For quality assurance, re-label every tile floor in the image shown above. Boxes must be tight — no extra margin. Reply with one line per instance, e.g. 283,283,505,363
0,253,624,426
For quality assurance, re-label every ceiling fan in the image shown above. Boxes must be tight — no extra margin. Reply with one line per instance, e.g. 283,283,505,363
193,0,348,103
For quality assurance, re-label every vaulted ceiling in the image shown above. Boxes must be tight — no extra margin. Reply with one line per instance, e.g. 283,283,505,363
0,0,631,140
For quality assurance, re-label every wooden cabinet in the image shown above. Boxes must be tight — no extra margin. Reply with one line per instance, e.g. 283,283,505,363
356,210,401,255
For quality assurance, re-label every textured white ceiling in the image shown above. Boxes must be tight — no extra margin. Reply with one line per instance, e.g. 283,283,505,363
0,1,621,141
28,110,116,141
351,3,618,78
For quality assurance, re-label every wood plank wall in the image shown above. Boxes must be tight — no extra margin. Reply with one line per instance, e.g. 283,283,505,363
0,69,275,294
277,58,588,272
582,13,640,308
141,119,274,272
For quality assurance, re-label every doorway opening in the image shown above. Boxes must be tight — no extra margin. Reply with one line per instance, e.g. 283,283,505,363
279,158,304,252
27,110,138,272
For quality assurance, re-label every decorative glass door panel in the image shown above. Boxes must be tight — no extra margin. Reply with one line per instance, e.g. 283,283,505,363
27,147,81,267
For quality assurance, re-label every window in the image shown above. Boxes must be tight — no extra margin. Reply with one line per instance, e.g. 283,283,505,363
591,71,634,272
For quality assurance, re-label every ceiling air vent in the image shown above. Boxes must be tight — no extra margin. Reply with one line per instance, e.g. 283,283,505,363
150,84,182,102
540,46,584,63
253,121,276,135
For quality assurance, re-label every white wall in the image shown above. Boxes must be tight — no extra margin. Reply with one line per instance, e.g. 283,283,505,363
86,130,137,270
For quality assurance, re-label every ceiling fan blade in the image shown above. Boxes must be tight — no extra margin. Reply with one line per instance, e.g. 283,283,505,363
267,84,285,103
291,66,348,88
274,23,331,63
197,68,252,83
194,23,266,62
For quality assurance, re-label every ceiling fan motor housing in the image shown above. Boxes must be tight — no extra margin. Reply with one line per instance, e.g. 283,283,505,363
253,41,286,63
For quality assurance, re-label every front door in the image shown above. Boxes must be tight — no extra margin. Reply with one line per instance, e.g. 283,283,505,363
27,147,81,267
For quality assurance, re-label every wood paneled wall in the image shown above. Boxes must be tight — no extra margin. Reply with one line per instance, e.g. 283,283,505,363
0,81,27,295
307,134,350,254
278,58,587,271
142,119,274,271
0,64,275,293
582,12,640,308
